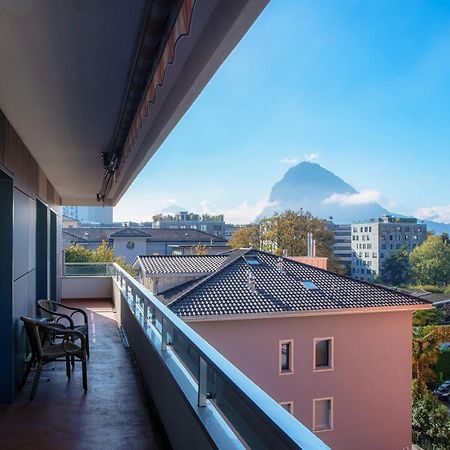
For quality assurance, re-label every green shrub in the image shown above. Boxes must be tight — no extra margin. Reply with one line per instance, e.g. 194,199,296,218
412,389,450,449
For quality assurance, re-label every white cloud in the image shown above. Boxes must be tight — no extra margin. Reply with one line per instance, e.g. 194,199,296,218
200,198,275,224
323,189,382,206
304,152,319,161
415,205,450,224
280,157,299,165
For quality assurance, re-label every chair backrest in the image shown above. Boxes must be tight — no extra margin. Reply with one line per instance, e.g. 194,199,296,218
37,299,55,321
20,316,44,358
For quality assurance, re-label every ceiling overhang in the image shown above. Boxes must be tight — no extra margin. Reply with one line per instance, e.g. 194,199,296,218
0,0,268,206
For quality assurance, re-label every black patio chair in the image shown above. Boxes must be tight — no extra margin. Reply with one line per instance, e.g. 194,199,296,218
37,299,90,357
20,316,88,400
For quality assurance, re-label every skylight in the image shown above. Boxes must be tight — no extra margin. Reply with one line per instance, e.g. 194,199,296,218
302,280,319,290
244,255,261,265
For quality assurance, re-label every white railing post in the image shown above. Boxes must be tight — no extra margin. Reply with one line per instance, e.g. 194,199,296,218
198,356,208,407
161,318,168,351
143,301,148,328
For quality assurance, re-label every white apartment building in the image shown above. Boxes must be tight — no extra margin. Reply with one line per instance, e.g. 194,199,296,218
351,215,427,282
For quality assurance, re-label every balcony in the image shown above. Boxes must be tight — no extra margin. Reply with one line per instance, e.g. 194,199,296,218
0,299,165,449
2,263,330,449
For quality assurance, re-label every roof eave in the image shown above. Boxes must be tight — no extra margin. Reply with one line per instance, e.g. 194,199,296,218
180,303,432,323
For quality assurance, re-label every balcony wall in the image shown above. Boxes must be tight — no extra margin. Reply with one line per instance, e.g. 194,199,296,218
0,111,63,403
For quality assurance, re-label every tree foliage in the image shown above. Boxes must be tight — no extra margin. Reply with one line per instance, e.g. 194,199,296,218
412,388,450,449
381,246,411,285
413,309,445,326
228,210,346,274
410,235,450,286
412,325,450,394
65,241,135,275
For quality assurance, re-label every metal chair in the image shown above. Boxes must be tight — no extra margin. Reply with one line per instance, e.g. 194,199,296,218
37,300,90,357
20,316,88,400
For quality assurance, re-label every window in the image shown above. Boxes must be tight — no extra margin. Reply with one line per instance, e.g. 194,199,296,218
280,340,293,374
313,398,333,432
314,337,333,371
280,402,294,414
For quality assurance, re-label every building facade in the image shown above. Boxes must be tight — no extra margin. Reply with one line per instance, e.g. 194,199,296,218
63,227,229,263
330,223,352,273
351,216,427,282
63,205,113,225
152,211,225,238
138,248,429,450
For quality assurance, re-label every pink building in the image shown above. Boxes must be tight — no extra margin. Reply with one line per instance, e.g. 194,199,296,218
136,249,430,450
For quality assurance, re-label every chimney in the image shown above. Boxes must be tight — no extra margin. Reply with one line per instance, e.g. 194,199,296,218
277,257,284,273
247,270,256,293
306,232,316,257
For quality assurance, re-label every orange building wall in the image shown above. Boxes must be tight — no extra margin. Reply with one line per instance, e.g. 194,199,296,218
190,311,413,450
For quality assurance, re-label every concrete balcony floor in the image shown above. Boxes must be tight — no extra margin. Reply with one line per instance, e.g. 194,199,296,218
0,299,168,449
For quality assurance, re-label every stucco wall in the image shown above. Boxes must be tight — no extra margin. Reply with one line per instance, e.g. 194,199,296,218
113,237,147,264
61,276,113,299
190,311,413,450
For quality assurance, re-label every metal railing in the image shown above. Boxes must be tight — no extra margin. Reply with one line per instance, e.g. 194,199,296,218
111,263,329,450
64,262,113,277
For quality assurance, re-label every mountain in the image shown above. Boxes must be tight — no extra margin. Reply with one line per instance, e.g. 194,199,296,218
258,162,449,233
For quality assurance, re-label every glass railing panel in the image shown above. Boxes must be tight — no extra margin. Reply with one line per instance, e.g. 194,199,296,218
64,262,112,276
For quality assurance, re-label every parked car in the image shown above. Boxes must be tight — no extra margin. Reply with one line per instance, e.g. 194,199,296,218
433,380,450,401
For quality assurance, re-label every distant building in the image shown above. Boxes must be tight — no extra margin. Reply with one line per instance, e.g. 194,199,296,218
329,223,352,273
62,215,81,229
63,205,113,225
63,227,229,263
152,211,225,238
135,248,430,450
351,215,427,282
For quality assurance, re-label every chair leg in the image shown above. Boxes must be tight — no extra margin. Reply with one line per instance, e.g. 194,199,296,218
82,351,88,392
71,355,75,369
66,356,71,381
19,356,35,389
85,332,90,358
30,361,42,401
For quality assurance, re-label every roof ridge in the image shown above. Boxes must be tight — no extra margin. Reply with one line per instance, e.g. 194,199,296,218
139,254,228,259
166,249,252,307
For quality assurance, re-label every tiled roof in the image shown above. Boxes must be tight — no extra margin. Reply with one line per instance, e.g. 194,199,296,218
138,255,229,274
62,227,228,243
164,249,430,318
109,228,151,238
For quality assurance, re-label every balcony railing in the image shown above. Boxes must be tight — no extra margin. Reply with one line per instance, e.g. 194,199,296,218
64,262,112,277
110,263,330,450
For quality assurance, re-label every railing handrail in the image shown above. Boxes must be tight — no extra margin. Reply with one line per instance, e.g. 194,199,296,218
64,262,113,265
112,262,330,450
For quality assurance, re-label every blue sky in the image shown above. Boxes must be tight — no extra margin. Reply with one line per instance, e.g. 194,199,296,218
116,0,450,224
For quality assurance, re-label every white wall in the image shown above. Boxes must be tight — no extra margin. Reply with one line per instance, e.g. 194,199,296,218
61,276,113,299
113,237,147,264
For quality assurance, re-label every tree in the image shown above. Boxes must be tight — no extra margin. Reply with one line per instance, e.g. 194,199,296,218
410,235,450,286
64,244,92,262
412,325,450,395
228,210,347,274
229,225,260,249
412,389,450,449
380,246,410,285
413,308,445,326
192,244,208,255
65,241,135,275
